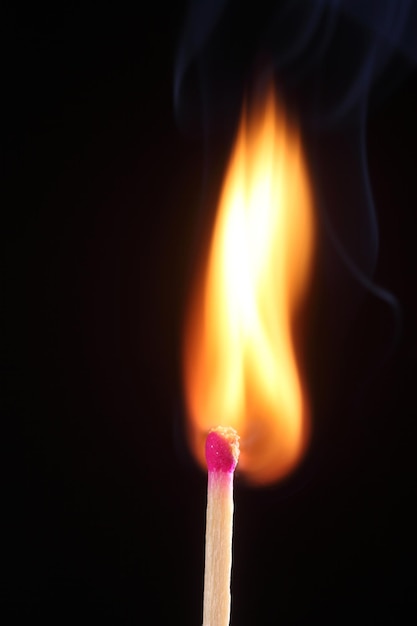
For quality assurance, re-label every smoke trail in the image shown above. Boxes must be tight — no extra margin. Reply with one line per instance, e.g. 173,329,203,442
174,0,416,387
175,1,417,130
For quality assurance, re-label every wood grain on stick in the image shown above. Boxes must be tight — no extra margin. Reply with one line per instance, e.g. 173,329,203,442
203,427,239,626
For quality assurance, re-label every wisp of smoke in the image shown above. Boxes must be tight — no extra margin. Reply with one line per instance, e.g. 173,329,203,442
174,0,416,387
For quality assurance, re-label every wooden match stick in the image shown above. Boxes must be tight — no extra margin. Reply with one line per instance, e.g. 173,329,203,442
203,426,240,626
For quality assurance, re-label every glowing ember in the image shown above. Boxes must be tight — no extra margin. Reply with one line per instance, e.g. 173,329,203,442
184,83,315,484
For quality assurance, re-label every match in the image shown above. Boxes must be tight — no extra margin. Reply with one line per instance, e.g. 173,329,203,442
203,426,240,626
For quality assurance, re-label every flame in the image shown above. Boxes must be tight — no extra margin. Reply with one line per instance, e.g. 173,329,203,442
183,84,315,484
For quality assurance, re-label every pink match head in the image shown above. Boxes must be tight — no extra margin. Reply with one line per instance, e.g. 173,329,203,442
205,426,240,473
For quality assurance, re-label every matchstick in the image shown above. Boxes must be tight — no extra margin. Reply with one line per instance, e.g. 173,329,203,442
203,426,240,626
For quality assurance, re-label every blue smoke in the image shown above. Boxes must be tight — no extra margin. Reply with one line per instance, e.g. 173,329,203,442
174,0,415,376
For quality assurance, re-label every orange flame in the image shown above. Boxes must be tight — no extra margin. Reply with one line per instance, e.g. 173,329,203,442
183,84,315,484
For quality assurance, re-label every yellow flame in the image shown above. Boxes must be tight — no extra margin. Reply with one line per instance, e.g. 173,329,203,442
184,84,315,484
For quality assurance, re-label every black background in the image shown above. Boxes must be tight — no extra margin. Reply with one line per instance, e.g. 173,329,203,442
2,2,416,624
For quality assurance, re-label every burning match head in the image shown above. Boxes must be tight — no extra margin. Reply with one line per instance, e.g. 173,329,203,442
205,426,240,473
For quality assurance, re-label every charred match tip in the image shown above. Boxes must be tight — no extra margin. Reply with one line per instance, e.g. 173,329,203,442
205,426,240,473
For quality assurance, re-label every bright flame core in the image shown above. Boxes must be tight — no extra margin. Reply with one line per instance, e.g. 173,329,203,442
184,86,315,484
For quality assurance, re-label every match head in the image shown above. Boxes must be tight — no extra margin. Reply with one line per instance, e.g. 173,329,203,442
205,426,240,473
